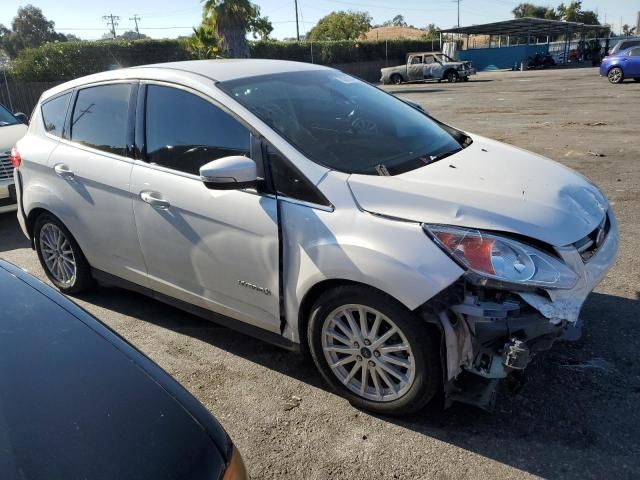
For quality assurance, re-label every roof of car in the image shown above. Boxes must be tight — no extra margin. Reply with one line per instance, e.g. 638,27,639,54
42,59,332,101
136,58,331,81
0,259,231,478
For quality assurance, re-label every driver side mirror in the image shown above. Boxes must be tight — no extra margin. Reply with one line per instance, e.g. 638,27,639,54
199,155,258,190
14,112,28,125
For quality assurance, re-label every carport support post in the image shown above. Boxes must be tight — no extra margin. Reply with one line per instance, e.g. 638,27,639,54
562,25,570,65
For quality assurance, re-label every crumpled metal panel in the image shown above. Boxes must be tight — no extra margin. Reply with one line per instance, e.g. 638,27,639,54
519,211,619,324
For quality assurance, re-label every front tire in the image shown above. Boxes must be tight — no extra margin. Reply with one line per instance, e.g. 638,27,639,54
608,67,624,84
34,213,93,294
446,70,459,83
307,285,441,416
634,78,640,82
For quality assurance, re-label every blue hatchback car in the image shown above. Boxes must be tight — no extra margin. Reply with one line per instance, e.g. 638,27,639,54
600,46,640,84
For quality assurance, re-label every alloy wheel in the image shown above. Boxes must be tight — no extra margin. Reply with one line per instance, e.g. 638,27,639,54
321,304,416,402
39,223,77,286
608,68,623,83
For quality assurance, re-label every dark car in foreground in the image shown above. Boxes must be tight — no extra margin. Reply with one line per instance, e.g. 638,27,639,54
0,259,247,480
600,46,640,83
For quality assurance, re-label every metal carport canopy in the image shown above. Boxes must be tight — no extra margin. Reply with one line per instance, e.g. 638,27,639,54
440,17,610,36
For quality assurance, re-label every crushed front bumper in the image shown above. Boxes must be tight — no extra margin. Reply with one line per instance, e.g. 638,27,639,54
434,211,619,410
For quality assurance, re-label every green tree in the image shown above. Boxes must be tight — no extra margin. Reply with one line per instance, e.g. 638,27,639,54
308,11,372,41
201,0,272,58
189,24,223,59
424,23,439,38
557,1,599,24
0,5,66,58
118,30,149,41
512,3,559,20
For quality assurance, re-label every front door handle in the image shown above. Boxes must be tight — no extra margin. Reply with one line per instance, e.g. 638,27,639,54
140,191,170,210
54,163,75,179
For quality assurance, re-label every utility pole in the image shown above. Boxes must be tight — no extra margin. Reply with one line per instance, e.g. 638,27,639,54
451,0,462,28
294,0,300,41
102,14,120,39
130,14,142,39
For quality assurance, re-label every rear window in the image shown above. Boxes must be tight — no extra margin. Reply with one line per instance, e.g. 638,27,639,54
70,84,132,156
41,93,71,137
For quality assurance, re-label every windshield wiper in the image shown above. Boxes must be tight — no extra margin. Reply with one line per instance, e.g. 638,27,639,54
375,164,391,176
429,148,462,163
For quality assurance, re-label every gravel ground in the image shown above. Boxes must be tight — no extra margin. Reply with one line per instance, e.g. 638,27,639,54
1,67,639,479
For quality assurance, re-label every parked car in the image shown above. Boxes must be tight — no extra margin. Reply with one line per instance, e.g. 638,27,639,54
0,102,28,214
600,46,640,83
381,52,476,84
0,258,247,480
14,60,618,415
608,38,640,56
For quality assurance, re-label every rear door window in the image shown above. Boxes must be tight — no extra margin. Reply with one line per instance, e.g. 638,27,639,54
144,85,250,175
41,93,71,137
70,84,133,156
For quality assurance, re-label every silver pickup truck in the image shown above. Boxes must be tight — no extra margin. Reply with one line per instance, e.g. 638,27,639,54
381,52,476,85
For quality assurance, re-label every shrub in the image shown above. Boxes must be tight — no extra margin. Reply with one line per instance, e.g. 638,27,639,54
11,39,193,81
11,38,441,81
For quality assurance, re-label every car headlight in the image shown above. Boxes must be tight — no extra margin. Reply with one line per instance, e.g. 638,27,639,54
424,225,578,290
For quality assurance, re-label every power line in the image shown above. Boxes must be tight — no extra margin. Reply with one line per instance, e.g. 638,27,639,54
130,14,142,39
102,14,120,39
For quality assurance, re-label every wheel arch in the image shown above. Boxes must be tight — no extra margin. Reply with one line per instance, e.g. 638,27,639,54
443,68,457,79
297,279,412,353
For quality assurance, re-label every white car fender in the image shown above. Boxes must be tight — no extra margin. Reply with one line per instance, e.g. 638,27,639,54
280,171,464,343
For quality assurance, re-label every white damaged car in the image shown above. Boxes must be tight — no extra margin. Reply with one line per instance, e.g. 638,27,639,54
14,60,617,415
0,103,28,214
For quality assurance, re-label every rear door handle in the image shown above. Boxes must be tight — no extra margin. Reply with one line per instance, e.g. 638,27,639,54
54,163,75,179
140,191,170,210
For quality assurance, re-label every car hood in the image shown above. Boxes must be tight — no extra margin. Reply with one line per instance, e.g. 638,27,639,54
0,123,28,152
347,134,607,246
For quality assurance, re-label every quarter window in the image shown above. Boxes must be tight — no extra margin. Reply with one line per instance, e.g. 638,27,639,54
628,48,640,57
70,84,132,156
41,93,71,137
268,146,328,206
144,85,250,175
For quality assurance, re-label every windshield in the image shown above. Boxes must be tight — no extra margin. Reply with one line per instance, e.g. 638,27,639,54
0,103,19,127
219,70,464,175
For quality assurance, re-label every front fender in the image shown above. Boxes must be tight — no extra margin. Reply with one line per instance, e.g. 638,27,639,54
280,201,464,343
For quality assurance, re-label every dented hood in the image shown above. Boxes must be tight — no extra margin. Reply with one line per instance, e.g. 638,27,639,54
347,135,607,247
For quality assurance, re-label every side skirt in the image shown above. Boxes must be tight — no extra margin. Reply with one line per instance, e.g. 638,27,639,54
91,268,301,352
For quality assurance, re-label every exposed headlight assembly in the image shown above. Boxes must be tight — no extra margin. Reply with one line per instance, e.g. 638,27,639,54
424,225,578,290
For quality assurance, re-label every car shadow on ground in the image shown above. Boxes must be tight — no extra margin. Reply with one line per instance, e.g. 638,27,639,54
0,213,30,252
78,283,640,479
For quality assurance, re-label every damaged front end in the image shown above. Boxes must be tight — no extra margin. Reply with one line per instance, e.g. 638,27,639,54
421,211,619,411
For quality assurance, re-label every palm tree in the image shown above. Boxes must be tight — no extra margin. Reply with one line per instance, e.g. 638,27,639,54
201,0,257,58
622,24,636,37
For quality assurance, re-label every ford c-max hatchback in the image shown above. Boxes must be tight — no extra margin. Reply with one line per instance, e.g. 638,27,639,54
13,60,618,415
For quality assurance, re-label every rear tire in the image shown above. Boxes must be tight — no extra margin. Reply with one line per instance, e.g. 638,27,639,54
307,285,441,416
34,213,94,294
607,67,624,84
446,70,459,83
390,74,402,85
634,78,640,82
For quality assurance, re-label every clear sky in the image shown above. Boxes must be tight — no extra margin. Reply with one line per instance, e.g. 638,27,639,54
1,0,638,41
